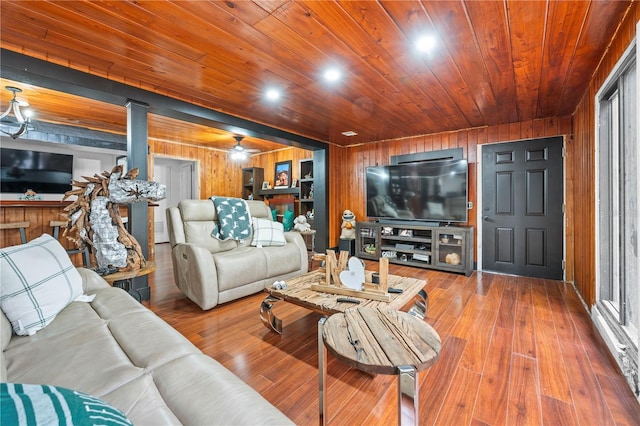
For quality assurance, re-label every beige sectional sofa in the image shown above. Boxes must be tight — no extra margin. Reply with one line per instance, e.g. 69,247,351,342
166,199,308,310
1,267,293,425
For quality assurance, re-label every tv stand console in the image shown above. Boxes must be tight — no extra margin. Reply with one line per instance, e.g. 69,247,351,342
355,221,474,276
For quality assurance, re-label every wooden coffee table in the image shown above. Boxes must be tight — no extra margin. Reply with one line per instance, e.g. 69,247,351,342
260,269,427,334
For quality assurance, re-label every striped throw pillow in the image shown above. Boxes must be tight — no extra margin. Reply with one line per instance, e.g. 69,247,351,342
0,234,83,336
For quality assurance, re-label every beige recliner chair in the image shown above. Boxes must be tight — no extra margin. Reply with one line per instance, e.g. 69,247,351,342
166,199,308,310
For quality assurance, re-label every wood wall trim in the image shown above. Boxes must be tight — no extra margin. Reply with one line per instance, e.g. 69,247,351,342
0,200,72,207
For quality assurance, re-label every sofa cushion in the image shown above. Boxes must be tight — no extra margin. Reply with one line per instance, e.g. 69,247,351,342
179,199,218,221
246,200,273,219
213,247,268,291
178,200,239,253
262,243,306,277
184,221,239,253
0,234,83,336
1,383,132,426
251,218,286,247
5,320,143,397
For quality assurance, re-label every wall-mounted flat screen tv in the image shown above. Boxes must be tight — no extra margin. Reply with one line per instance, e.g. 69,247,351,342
1,147,73,194
366,159,468,223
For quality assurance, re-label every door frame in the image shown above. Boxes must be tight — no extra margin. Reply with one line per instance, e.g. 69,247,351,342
152,154,199,244
475,137,567,280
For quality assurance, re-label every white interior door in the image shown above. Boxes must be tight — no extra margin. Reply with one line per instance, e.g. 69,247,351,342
154,157,197,244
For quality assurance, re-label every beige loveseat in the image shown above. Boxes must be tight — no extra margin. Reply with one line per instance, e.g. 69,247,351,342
166,199,308,310
1,267,293,425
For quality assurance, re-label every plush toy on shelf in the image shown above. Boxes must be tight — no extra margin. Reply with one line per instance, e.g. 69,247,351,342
445,252,461,265
293,215,311,232
340,209,356,240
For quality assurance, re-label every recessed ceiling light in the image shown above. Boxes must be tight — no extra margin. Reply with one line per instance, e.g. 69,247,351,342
265,88,281,101
341,131,358,137
415,35,436,53
324,68,341,83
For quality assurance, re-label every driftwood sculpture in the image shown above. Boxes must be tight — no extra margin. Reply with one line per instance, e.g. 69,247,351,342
61,165,166,272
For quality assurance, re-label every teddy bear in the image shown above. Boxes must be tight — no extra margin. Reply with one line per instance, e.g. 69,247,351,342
340,209,356,240
293,215,311,232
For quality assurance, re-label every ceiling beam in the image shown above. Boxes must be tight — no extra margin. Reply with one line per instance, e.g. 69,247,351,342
0,49,328,151
1,121,127,151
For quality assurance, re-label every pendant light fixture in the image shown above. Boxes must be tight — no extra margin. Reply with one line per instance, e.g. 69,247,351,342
1,86,34,139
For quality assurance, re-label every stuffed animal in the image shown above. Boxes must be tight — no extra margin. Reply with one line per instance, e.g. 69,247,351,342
445,252,461,265
293,215,311,232
340,209,356,240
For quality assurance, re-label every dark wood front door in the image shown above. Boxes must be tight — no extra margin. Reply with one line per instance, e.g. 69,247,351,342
481,137,564,279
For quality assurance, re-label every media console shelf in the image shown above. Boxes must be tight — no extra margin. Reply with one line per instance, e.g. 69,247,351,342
355,221,474,276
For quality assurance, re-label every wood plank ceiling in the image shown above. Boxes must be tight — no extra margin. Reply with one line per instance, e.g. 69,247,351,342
0,1,633,150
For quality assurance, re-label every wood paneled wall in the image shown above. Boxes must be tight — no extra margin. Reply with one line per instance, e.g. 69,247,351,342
248,147,314,186
329,117,573,270
570,4,639,307
149,140,312,200
150,141,242,198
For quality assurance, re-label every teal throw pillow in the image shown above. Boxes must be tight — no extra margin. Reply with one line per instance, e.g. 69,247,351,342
282,209,295,232
272,209,277,221
1,383,132,425
210,197,252,241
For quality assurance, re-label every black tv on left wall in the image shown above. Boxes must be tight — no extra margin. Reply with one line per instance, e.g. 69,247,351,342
0,147,73,194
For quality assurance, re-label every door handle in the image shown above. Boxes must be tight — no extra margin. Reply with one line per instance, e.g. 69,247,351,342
483,216,494,222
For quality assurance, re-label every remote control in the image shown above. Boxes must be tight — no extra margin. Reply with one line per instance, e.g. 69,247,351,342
336,297,360,304
388,288,404,294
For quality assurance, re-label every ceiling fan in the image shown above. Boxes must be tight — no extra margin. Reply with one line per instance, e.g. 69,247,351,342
229,135,259,160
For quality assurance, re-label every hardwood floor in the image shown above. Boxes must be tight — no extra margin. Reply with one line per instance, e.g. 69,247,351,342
146,243,640,425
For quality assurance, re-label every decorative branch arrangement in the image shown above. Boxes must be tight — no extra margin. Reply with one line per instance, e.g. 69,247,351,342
310,250,391,302
60,165,166,273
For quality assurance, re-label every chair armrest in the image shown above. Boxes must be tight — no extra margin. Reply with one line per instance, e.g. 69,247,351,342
77,267,110,292
171,243,220,310
166,206,185,246
284,232,309,274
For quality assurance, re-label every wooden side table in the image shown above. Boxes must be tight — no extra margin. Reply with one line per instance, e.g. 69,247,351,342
319,307,441,425
101,261,156,302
